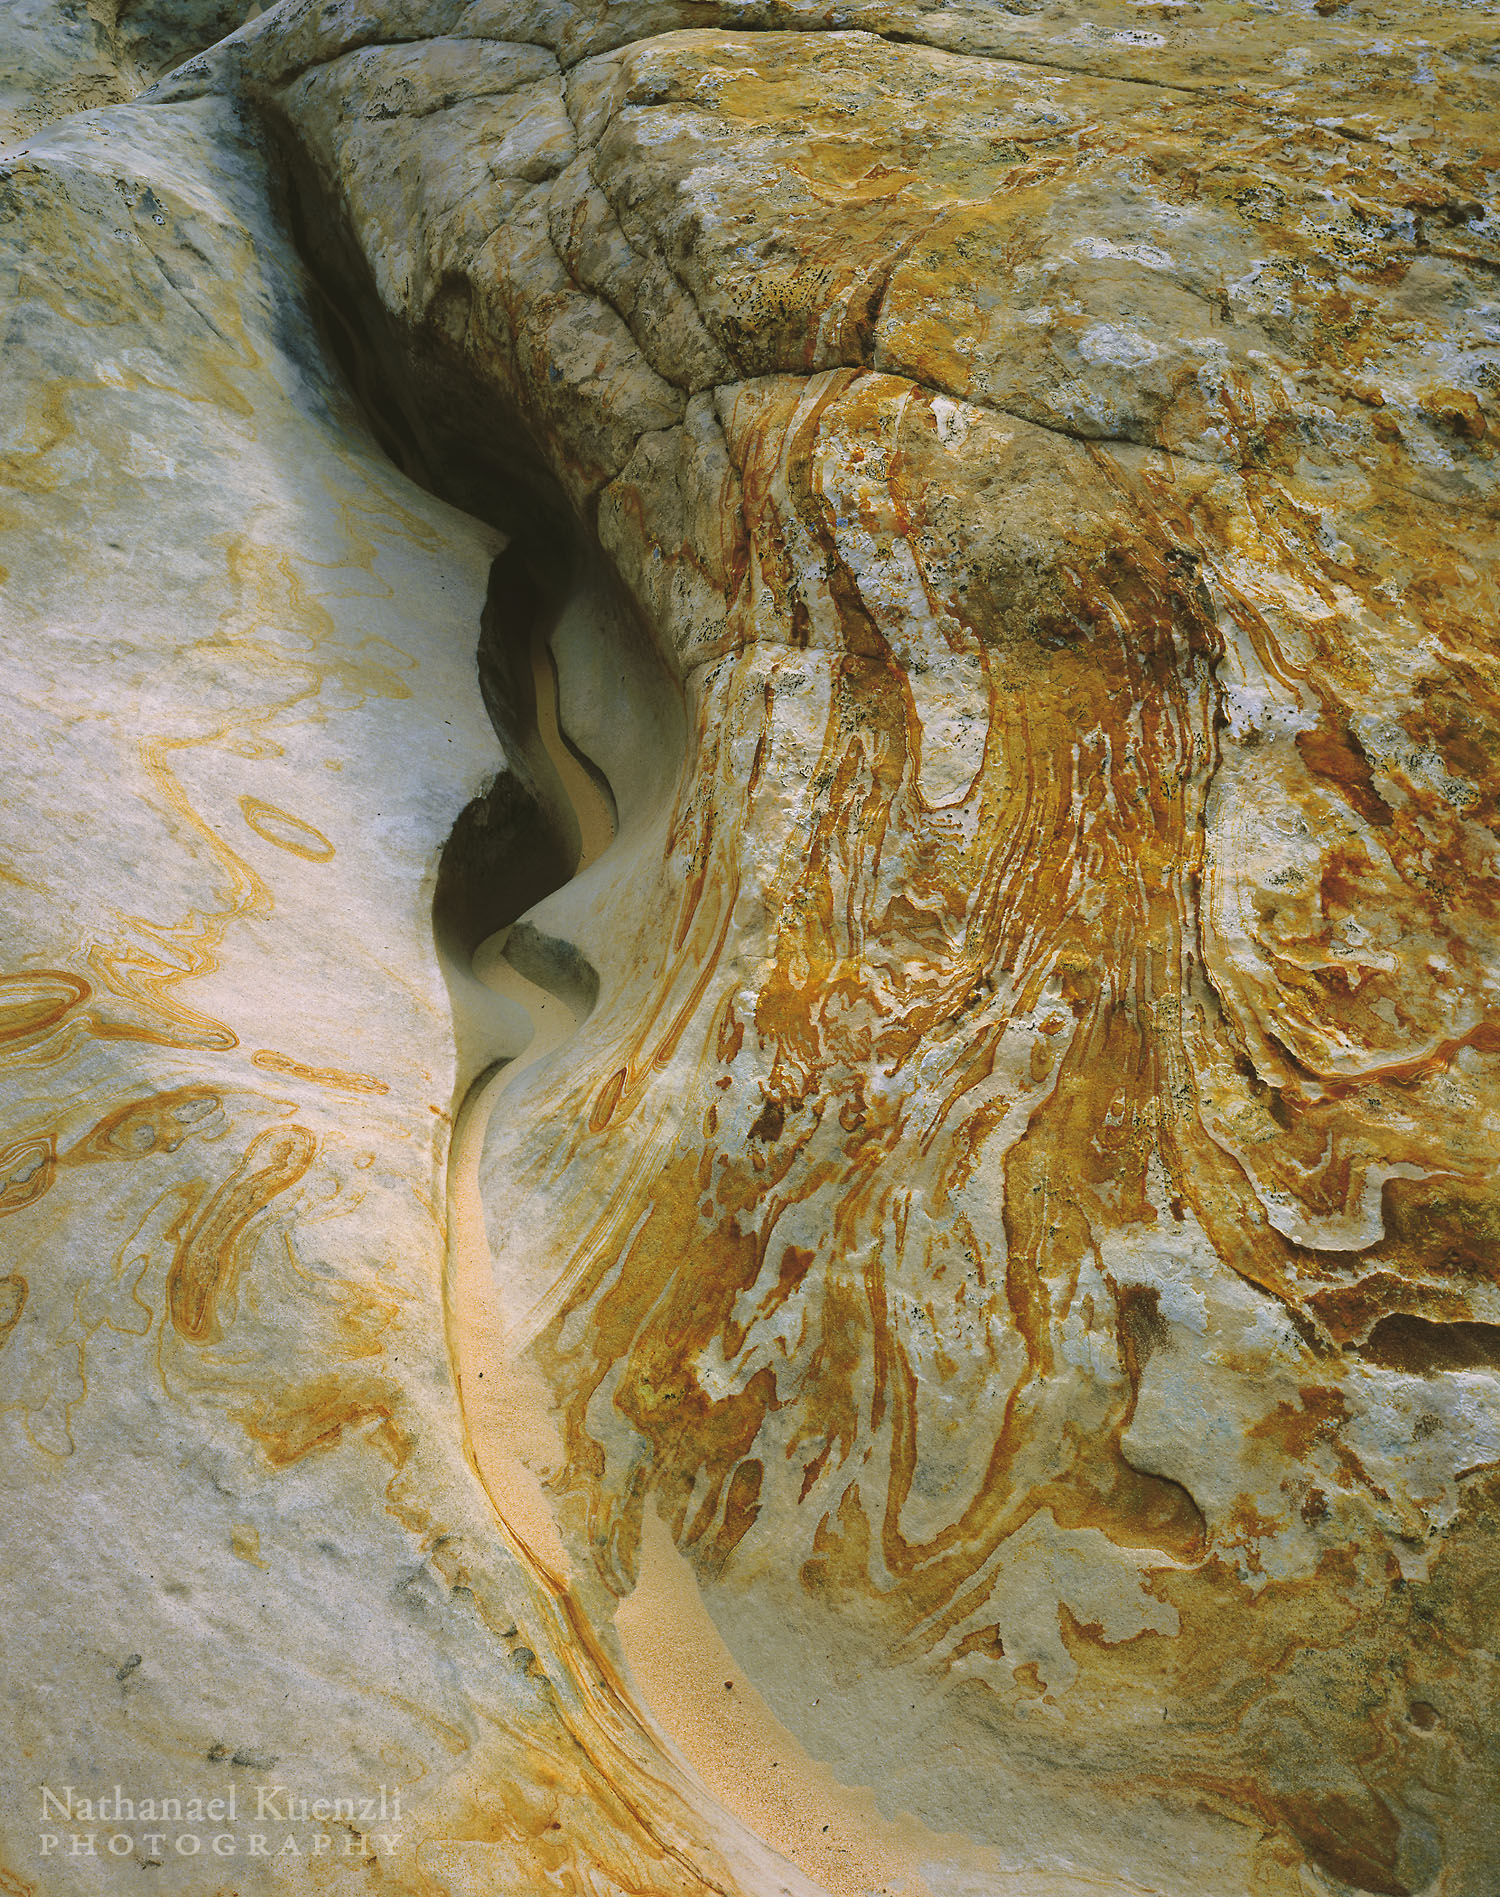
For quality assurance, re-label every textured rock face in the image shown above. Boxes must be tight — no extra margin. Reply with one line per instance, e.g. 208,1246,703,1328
0,38,784,1897
3,2,1498,1894
0,1,265,142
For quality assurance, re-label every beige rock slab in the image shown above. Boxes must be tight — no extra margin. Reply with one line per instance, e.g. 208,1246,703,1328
0,72,802,1897
3,1,1499,1894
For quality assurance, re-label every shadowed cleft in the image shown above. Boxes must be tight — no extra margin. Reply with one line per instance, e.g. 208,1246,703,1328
1356,1313,1500,1375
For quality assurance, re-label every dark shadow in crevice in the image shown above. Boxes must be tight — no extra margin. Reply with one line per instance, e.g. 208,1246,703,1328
428,543,613,1091
274,141,574,554
267,143,614,1097
505,920,599,1023
476,545,619,864
431,767,568,975
1356,1314,1500,1375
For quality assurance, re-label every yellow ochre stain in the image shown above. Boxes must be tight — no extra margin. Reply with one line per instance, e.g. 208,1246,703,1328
238,796,336,862
252,1050,388,1095
166,1124,316,1342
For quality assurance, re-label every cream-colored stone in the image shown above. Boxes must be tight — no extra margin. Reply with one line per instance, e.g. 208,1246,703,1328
3,0,1498,1892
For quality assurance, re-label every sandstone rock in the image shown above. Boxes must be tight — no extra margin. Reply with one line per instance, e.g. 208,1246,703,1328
0,54,792,1897
0,1,265,144
2,1,1497,1893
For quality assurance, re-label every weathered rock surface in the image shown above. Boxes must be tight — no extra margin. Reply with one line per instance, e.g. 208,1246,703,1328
0,2,267,144
2,0,1498,1893
0,40,795,1897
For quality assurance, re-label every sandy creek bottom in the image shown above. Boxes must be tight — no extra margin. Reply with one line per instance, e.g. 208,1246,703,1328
441,619,1138,1897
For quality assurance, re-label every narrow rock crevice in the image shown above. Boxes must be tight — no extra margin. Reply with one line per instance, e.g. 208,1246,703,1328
267,123,661,1099
432,541,611,1090
1358,1313,1500,1376
241,101,786,1897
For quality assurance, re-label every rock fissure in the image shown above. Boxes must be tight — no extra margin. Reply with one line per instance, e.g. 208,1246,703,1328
3,0,1499,1891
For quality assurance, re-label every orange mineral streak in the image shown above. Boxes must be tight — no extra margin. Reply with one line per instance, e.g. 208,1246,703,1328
65,1085,224,1163
238,1372,409,1469
531,375,1305,1638
85,733,271,1051
0,970,91,1054
0,1136,55,1216
166,1123,317,1343
0,1274,27,1349
238,795,337,861
251,1050,389,1095
0,1090,224,1227
79,536,416,1051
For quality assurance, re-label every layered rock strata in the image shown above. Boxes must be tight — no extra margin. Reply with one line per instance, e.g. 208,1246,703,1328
1,1,1498,1893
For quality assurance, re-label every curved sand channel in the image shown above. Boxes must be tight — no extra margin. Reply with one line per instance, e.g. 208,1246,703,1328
443,607,1070,1897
